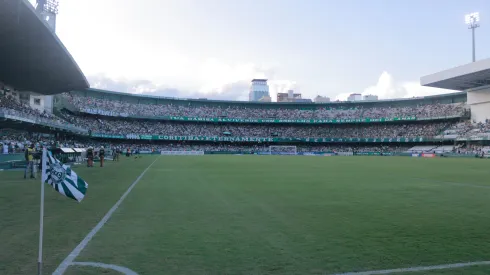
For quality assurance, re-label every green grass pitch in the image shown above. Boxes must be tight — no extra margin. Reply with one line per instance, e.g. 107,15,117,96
2,155,490,275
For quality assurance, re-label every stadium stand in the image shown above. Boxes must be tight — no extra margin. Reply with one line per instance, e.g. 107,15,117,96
2,80,490,158
62,92,467,120
57,112,453,139
407,145,439,153
0,90,88,134
0,88,474,158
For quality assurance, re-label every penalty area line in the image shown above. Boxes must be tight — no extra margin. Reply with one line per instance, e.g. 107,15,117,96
52,156,160,275
330,260,490,275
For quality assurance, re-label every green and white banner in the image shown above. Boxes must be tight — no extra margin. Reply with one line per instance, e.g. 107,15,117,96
41,149,88,202
162,116,420,124
91,133,435,143
79,108,463,124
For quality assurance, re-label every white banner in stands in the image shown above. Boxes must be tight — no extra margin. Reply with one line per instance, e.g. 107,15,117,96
160,151,204,155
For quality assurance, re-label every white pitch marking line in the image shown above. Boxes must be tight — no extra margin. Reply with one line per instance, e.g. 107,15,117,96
330,260,490,275
53,156,160,275
70,261,138,275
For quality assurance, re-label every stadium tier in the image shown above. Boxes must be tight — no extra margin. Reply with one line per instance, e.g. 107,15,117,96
60,112,453,140
64,90,468,121
2,87,490,156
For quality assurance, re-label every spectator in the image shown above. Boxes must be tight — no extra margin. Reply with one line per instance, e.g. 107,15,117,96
60,113,452,139
63,93,467,120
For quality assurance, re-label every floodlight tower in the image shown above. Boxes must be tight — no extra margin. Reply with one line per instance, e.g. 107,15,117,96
36,0,59,32
465,12,480,62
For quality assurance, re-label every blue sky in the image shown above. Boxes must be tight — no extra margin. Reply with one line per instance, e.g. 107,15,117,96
31,0,490,100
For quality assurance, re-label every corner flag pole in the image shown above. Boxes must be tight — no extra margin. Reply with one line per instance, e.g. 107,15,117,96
38,148,47,275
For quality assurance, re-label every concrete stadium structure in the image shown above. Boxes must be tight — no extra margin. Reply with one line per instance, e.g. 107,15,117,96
421,58,490,123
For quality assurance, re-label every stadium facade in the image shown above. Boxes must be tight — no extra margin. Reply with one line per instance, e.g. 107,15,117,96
53,89,473,148
4,84,480,155
421,57,490,123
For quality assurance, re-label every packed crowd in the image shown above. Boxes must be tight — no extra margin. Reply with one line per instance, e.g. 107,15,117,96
61,113,452,139
295,145,412,153
362,104,466,119
3,127,485,155
444,120,490,138
90,143,410,153
0,129,89,154
0,92,478,144
1,130,55,153
445,121,475,135
459,144,490,155
469,120,490,134
64,93,467,120
0,94,87,133
1,128,413,154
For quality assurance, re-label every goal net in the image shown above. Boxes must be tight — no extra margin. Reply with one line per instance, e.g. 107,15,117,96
269,145,297,155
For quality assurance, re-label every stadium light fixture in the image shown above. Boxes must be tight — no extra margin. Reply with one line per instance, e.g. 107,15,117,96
465,12,480,62
465,12,480,25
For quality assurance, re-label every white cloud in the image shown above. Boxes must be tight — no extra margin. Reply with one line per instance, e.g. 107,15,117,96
196,59,272,95
87,58,295,101
88,74,250,101
29,0,459,104
268,80,298,101
335,71,455,101
89,71,456,103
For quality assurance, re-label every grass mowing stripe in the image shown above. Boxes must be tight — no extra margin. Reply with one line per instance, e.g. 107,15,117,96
53,156,160,275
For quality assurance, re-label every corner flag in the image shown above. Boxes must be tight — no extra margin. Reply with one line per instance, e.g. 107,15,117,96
41,148,88,202
38,148,89,275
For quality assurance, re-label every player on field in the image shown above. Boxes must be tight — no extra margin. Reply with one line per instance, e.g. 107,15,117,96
99,146,105,167
86,146,94,167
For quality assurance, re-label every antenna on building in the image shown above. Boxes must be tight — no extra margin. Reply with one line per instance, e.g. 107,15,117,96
36,0,59,32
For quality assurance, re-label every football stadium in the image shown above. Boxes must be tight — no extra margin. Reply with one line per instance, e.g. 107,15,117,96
3,1,490,275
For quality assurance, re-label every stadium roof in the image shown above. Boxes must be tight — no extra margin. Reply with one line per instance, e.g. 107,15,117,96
0,0,88,95
421,58,490,91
